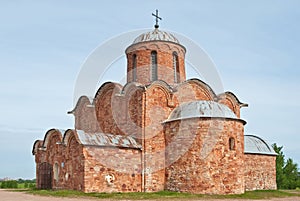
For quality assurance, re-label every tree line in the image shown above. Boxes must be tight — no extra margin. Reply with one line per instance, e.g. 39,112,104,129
272,143,300,189
0,178,36,189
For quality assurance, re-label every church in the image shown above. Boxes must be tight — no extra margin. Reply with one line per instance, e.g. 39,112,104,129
32,14,277,194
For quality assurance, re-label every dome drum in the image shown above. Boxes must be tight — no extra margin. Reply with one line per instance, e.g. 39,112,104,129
125,29,186,85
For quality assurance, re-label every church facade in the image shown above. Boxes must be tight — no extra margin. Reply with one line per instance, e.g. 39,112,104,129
32,26,277,194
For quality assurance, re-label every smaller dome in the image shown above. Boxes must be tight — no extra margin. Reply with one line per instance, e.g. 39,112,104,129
244,135,277,155
132,29,180,44
165,101,238,123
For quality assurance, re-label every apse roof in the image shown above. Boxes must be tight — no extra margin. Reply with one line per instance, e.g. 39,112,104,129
244,135,277,155
132,28,180,44
76,130,142,149
165,100,239,123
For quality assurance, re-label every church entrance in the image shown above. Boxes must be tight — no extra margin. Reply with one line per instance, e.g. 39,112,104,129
38,162,52,189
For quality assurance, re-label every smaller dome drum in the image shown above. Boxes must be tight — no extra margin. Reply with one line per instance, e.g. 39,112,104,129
125,28,186,85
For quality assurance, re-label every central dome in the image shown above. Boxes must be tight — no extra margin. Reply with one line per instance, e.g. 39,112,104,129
132,29,180,44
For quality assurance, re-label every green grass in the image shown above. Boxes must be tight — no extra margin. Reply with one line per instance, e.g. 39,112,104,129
23,189,300,200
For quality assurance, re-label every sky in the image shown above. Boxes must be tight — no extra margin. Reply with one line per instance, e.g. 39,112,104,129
0,0,299,179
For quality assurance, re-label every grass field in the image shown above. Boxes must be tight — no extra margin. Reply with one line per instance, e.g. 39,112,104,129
23,189,300,200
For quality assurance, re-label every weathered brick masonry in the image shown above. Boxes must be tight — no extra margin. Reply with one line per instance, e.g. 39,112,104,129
244,154,277,191
33,27,277,194
165,119,245,194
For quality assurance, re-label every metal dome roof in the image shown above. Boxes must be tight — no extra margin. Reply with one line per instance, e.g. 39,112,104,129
132,28,180,44
244,135,277,155
165,100,238,123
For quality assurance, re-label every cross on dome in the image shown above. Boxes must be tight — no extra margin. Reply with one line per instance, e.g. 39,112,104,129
152,9,162,29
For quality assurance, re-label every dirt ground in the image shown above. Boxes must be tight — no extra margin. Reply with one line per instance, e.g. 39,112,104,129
1,189,300,201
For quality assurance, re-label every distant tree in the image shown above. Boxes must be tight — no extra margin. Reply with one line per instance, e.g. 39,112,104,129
11,180,17,188
272,143,300,189
283,158,299,189
17,178,24,183
29,183,36,188
298,172,300,188
1,181,7,188
272,143,285,188
0,180,18,189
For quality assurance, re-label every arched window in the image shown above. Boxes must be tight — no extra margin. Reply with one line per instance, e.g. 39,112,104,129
54,162,59,182
151,51,157,81
132,54,137,82
229,137,235,150
173,52,180,83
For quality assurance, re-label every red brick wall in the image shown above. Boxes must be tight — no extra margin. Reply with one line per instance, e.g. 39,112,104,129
83,146,142,193
34,129,142,192
35,130,64,189
164,118,245,194
74,96,100,133
244,154,277,191
35,130,85,191
94,83,125,135
126,41,186,85
174,81,215,103
143,85,173,192
218,93,241,118
119,85,144,139
93,82,145,139
63,135,85,190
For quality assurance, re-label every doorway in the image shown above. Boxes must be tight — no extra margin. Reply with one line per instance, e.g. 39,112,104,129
38,162,52,189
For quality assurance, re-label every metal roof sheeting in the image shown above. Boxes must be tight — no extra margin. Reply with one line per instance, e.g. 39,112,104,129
244,135,277,155
133,29,180,44
76,130,142,149
165,101,238,123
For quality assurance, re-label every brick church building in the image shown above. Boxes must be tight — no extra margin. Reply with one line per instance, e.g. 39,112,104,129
32,21,277,194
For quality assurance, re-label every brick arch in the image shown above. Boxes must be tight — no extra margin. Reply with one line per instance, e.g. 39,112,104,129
172,46,180,54
70,96,99,132
65,131,80,154
174,78,217,103
64,130,84,191
42,129,63,150
149,44,160,50
145,82,174,128
138,45,148,50
121,81,145,94
62,129,81,146
69,96,93,113
146,80,174,107
119,82,145,137
218,91,248,118
161,43,172,51
32,140,43,155
94,82,124,134
94,82,123,100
